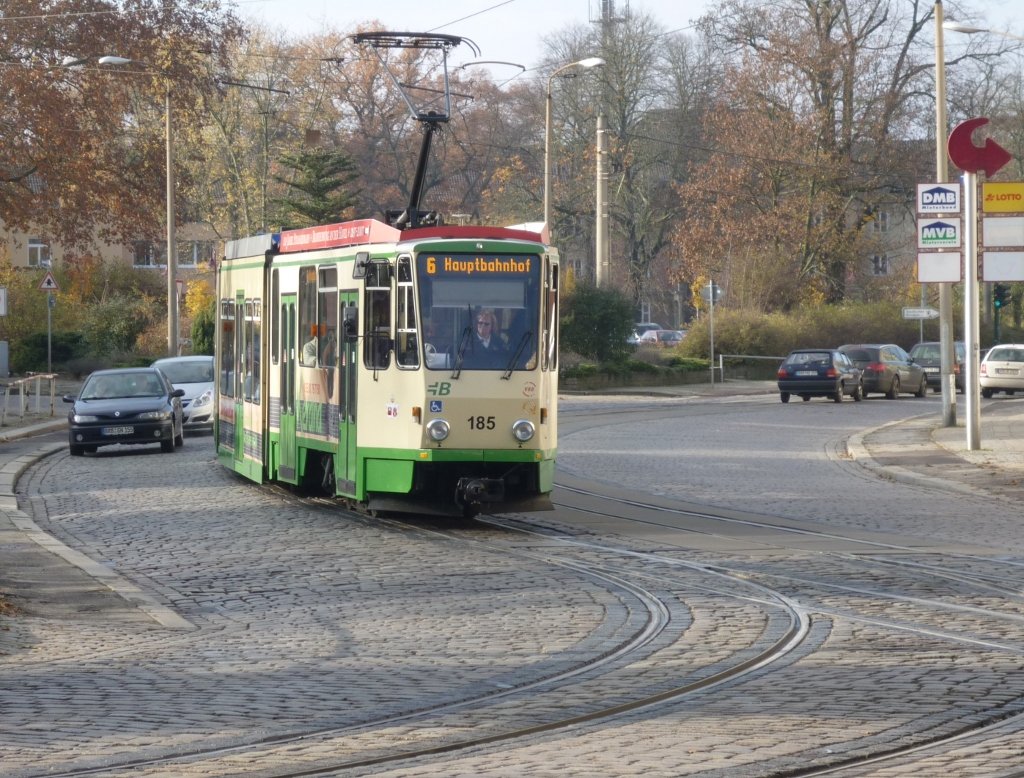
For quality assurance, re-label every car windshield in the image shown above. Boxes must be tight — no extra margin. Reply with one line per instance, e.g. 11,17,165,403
82,373,163,399
157,360,214,384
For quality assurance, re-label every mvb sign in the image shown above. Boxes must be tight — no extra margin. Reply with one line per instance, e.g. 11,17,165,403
917,218,961,249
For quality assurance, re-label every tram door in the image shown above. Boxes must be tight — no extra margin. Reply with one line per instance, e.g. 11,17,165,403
233,294,245,463
336,294,358,494
278,295,298,482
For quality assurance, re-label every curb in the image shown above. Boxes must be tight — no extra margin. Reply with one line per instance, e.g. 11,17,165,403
0,437,196,631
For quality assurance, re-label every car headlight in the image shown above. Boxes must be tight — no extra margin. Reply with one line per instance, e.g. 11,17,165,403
73,414,100,423
512,418,535,442
138,410,172,421
192,389,213,408
426,418,450,442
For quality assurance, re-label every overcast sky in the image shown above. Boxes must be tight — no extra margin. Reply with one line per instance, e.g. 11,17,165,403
234,0,722,73
233,0,1022,75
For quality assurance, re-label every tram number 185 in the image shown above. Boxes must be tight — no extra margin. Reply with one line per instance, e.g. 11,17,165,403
469,416,496,430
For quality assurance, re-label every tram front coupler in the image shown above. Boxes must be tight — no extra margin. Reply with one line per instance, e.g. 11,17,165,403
455,477,505,509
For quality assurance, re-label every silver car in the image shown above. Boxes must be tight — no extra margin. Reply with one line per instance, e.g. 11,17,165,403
151,355,215,432
980,344,1024,398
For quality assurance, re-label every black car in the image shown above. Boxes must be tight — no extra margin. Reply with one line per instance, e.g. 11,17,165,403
909,341,966,393
838,343,928,399
777,348,863,403
63,367,185,456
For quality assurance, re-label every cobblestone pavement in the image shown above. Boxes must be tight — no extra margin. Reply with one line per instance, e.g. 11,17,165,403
3,382,1024,776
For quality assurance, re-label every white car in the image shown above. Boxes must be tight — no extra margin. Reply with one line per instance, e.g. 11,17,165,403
151,355,216,432
979,344,1024,398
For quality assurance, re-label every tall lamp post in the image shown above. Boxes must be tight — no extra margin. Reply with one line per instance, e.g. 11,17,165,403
934,2,956,427
99,56,178,357
543,57,605,238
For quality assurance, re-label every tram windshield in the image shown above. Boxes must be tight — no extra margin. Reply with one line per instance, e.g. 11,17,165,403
417,252,541,372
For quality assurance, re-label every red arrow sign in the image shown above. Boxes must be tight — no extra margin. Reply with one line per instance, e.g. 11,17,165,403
948,117,1012,177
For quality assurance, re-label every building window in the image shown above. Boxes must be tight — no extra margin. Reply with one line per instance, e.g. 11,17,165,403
177,240,216,268
133,241,161,267
872,210,890,233
870,254,889,276
28,237,51,267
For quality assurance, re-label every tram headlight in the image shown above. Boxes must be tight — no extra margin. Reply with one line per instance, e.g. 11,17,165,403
426,418,450,442
511,419,535,442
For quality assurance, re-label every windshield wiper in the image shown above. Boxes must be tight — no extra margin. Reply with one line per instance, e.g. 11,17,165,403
451,326,472,379
502,331,533,379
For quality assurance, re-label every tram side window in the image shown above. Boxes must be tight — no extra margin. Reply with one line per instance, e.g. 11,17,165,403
299,266,318,366
318,267,338,367
220,299,235,398
363,261,392,370
543,261,559,371
271,269,280,366
395,256,418,368
244,300,261,403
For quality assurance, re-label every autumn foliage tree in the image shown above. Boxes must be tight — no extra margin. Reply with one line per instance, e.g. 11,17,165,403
673,0,941,310
1,1,243,256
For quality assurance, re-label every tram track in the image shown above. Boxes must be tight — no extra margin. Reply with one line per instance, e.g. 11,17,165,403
17,398,1024,776
33,492,810,778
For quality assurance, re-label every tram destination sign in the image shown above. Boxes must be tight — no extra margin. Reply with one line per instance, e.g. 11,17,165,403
902,307,939,320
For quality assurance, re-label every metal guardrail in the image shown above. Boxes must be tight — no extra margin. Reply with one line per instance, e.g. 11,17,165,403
0,373,59,426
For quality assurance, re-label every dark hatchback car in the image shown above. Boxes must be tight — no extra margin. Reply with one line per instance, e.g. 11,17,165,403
63,367,185,456
777,348,863,403
909,341,966,393
838,343,928,399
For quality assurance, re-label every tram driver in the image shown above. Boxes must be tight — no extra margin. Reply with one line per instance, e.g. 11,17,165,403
466,308,507,368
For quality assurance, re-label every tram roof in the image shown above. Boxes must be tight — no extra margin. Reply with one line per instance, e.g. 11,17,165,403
273,218,547,255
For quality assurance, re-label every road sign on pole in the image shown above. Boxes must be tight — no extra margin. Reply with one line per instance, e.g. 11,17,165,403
38,271,59,291
902,307,940,320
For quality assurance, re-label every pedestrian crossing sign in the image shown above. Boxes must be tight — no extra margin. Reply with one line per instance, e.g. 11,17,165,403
39,271,59,291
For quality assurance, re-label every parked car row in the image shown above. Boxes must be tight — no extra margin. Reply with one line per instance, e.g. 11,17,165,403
779,340,1024,403
778,343,929,403
636,329,687,347
627,322,688,347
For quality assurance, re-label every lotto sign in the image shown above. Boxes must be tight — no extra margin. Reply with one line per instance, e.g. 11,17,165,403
917,183,961,214
982,182,1024,213
917,218,961,249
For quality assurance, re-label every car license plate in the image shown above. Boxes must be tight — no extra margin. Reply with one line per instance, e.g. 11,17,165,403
796,370,817,376
102,426,135,436
923,367,938,373
996,368,1019,375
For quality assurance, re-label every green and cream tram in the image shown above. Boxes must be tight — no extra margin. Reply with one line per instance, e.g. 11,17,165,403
216,218,559,516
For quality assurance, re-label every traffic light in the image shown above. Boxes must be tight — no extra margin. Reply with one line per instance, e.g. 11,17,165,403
993,284,1010,310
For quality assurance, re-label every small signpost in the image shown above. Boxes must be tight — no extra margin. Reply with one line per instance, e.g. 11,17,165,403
39,272,59,373
902,307,940,320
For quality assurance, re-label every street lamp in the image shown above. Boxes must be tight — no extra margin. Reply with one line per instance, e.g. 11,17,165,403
543,57,605,235
933,2,957,428
99,55,178,357
943,21,1024,41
